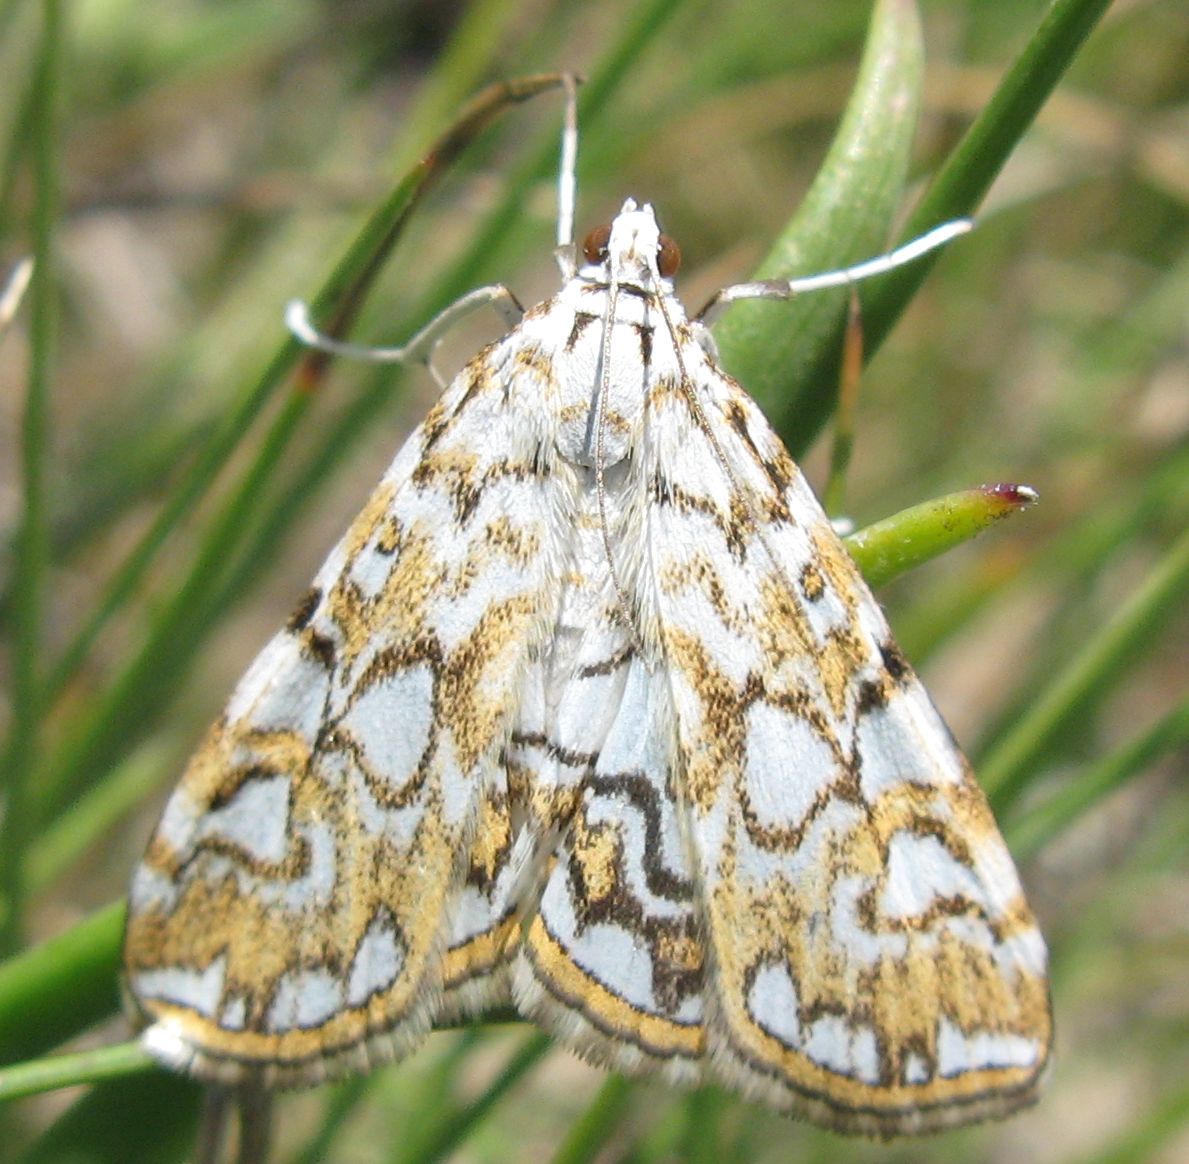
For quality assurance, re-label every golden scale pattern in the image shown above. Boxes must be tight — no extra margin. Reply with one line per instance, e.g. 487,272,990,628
124,198,1051,1137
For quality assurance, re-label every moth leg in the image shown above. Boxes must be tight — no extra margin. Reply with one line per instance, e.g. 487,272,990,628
233,1086,273,1164
285,71,581,381
195,1088,233,1164
695,219,972,327
193,1081,274,1164
285,285,525,385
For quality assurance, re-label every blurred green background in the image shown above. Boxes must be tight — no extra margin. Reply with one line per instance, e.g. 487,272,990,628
0,0,1186,1161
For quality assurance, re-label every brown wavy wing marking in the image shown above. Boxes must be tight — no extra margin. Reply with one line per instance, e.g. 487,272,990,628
513,649,710,1083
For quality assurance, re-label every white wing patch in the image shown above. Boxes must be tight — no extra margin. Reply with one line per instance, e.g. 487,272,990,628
123,198,1050,1135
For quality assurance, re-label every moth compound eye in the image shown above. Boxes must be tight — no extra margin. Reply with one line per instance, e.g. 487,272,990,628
582,224,612,265
657,234,681,278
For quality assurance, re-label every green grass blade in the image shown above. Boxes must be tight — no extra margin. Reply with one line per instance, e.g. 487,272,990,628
712,0,925,454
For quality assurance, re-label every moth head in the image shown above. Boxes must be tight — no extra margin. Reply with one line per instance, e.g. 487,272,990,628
581,199,681,283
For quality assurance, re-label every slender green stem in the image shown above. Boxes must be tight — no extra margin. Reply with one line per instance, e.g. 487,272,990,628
0,1041,154,1103
0,0,62,956
421,0,688,301
862,0,1115,344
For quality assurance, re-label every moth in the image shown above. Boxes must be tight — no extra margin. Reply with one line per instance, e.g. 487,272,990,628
124,78,1051,1137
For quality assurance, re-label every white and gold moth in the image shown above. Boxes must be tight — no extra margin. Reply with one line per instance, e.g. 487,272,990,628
123,81,1051,1137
